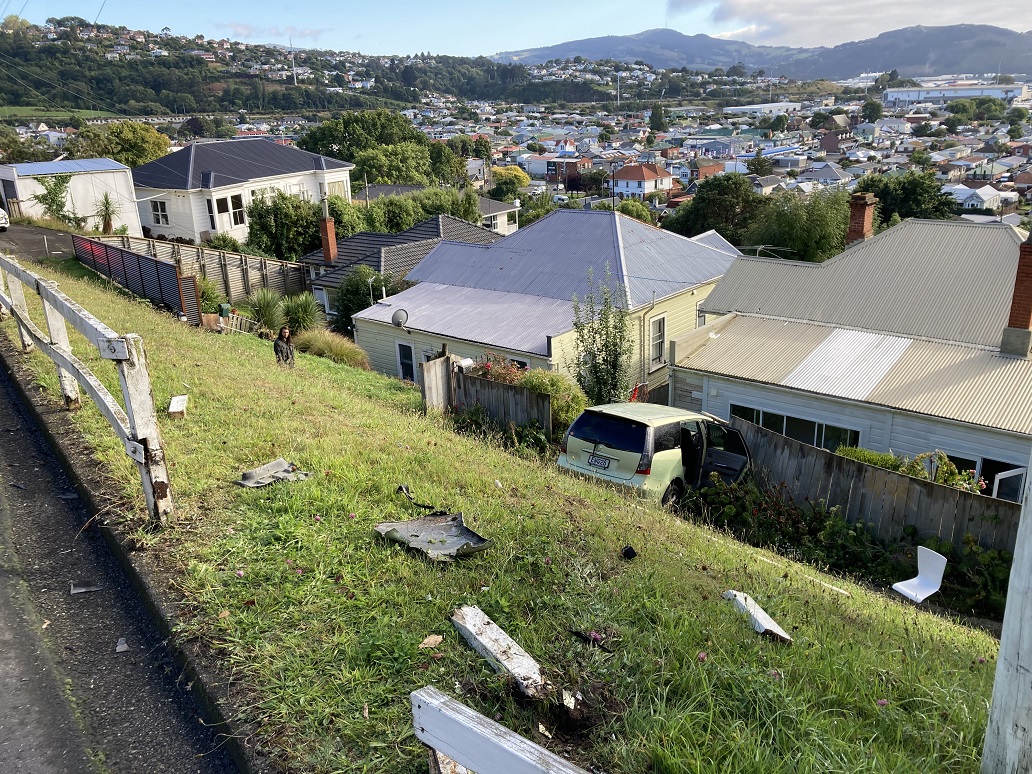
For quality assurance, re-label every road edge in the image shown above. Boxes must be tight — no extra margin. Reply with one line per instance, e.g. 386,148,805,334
0,333,259,774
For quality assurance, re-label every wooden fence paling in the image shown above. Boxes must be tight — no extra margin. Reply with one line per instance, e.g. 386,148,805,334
40,281,81,409
0,254,173,526
730,417,1022,552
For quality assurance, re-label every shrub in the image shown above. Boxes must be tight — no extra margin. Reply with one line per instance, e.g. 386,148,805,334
293,329,370,369
245,287,284,336
835,445,906,471
196,276,226,314
206,233,244,252
517,369,587,440
281,292,326,333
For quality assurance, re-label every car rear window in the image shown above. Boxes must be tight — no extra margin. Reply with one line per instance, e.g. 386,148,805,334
569,411,648,453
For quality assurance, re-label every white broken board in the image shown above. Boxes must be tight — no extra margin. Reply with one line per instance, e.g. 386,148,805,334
167,394,188,419
450,605,550,698
412,687,588,774
722,590,793,644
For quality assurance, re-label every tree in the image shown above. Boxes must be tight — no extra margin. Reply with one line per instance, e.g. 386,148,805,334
490,165,530,189
428,142,466,186
662,173,766,245
854,171,956,227
570,266,633,405
768,114,789,133
66,122,169,168
861,100,883,123
472,137,492,160
579,168,610,196
326,196,368,240
332,265,403,334
353,142,433,186
741,189,850,262
488,176,520,202
245,191,320,260
808,111,829,130
649,103,668,132
616,199,654,224
1006,107,1029,126
745,149,775,177
297,110,426,161
31,174,80,225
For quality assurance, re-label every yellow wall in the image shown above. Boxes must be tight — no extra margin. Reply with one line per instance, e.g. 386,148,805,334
352,279,718,391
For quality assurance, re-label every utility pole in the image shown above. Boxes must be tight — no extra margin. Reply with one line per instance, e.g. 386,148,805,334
982,442,1032,772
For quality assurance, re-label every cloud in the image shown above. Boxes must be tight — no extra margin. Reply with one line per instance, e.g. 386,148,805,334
713,24,765,40
666,0,1025,46
217,23,327,42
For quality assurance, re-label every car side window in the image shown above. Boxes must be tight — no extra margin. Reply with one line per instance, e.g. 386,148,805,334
653,422,681,453
706,422,748,456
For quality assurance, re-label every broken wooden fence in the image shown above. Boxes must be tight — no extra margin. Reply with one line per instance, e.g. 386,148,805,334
421,355,552,438
0,254,173,525
731,417,1022,553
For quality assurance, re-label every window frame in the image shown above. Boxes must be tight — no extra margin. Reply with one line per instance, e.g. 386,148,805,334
649,314,667,370
150,200,170,226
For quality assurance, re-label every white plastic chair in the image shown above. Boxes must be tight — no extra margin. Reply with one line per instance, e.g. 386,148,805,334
892,546,947,603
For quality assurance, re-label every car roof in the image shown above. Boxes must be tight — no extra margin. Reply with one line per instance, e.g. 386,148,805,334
586,403,706,426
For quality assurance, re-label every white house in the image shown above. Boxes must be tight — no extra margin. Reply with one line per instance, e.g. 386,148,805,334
0,158,143,236
131,138,354,243
944,184,1002,211
668,203,1032,502
611,163,674,200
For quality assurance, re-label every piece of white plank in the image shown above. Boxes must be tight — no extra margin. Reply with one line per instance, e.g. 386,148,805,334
168,394,188,419
412,687,587,774
450,605,550,698
722,590,793,644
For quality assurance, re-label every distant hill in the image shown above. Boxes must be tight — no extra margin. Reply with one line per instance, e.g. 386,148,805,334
492,25,1032,80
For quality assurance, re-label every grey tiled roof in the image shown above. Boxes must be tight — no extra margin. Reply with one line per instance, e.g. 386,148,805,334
132,138,353,190
405,209,738,309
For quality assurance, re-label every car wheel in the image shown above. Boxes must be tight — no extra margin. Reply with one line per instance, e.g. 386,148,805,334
661,480,684,509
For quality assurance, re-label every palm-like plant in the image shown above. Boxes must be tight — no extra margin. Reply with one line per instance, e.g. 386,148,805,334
281,292,326,334
93,193,120,235
245,287,284,335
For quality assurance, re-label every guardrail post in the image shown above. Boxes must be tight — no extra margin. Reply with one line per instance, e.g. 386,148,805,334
3,268,35,353
40,282,82,410
0,266,8,322
115,334,173,525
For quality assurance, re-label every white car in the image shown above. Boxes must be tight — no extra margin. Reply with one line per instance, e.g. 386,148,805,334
0,208,8,232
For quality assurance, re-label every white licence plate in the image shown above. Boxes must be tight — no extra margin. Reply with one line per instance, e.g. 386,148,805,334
587,455,610,470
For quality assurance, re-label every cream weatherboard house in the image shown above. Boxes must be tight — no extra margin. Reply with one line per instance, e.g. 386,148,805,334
667,209,1032,502
352,208,739,402
131,138,354,243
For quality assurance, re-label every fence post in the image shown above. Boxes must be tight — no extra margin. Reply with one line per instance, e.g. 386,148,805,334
40,282,82,410
0,266,7,322
4,269,35,353
115,334,173,525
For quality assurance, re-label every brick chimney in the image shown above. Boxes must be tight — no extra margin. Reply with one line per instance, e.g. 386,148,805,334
319,217,337,264
1000,233,1032,357
845,192,877,247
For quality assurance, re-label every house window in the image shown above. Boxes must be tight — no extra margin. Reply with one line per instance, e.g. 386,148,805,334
231,194,245,226
206,199,216,230
216,197,230,216
328,181,347,197
730,403,860,451
151,200,169,225
650,316,666,368
696,300,706,328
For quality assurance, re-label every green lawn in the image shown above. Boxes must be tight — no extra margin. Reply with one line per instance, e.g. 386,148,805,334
3,257,999,773
0,107,120,120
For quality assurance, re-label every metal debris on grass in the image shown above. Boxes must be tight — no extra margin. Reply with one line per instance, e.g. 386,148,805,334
235,458,311,488
374,485,491,562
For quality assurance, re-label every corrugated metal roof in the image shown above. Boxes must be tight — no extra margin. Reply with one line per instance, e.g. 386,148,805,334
405,209,736,309
679,315,1032,436
132,138,353,190
353,282,573,356
9,158,127,175
701,219,1029,348
781,329,912,400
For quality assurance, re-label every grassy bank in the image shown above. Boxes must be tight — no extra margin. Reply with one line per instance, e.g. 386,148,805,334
2,257,998,773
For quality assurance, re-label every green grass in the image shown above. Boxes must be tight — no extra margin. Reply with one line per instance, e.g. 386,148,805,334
2,257,999,773
0,107,119,119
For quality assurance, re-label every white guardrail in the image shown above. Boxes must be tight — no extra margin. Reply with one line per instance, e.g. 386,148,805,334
0,254,173,525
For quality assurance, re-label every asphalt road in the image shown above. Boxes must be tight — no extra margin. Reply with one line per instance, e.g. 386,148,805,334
0,227,241,773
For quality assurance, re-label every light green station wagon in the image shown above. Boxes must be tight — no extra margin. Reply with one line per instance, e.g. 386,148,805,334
557,403,752,505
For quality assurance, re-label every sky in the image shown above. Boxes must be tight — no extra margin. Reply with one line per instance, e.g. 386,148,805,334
28,0,1029,57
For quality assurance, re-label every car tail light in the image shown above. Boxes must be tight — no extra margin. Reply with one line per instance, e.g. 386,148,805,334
560,428,571,454
635,428,654,474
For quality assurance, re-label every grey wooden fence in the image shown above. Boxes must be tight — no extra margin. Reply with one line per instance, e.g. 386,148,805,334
731,417,1022,553
421,356,552,438
96,236,306,302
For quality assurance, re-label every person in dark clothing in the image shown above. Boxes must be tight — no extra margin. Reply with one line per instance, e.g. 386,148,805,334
274,326,295,367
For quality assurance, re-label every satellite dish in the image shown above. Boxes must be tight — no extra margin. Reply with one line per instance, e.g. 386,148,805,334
391,309,409,328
